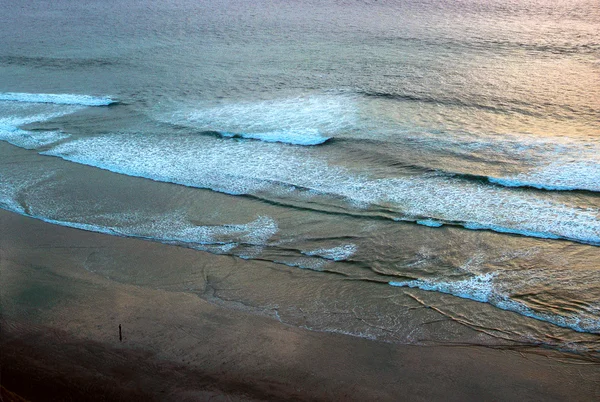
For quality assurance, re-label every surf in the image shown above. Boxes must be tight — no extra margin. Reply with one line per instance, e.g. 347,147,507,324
38,133,600,246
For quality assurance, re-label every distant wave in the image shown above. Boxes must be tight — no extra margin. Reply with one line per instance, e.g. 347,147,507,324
360,90,538,116
390,274,600,334
373,35,600,57
359,90,599,119
0,92,116,106
0,55,118,70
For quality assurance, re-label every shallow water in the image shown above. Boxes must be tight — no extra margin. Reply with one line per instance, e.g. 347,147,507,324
1,0,599,353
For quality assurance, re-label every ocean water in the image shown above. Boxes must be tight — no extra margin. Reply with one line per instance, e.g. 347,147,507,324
1,0,599,354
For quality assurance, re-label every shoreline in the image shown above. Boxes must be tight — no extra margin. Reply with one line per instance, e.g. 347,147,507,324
1,208,599,400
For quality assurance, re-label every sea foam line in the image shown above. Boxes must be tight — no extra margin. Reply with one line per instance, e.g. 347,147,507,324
0,92,115,106
410,218,599,246
0,199,278,257
390,275,600,334
0,127,71,150
302,244,357,261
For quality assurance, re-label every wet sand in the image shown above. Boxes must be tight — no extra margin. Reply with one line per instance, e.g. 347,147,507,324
1,209,599,401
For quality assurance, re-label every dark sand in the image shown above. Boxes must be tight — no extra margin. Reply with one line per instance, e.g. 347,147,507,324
1,209,599,401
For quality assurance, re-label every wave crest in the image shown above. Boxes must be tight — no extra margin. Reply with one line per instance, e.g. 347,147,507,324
0,92,115,106
220,129,330,146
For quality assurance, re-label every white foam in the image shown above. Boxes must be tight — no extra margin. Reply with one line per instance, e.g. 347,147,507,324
0,170,55,215
0,194,26,215
163,95,356,146
1,160,278,257
41,133,600,245
0,100,84,149
0,92,115,106
391,274,497,303
117,213,278,257
42,136,276,195
277,258,328,271
0,178,278,257
0,108,85,128
389,274,600,334
416,219,444,228
379,177,600,245
303,244,357,261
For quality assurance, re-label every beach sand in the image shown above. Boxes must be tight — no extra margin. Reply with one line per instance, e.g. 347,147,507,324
1,209,599,401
